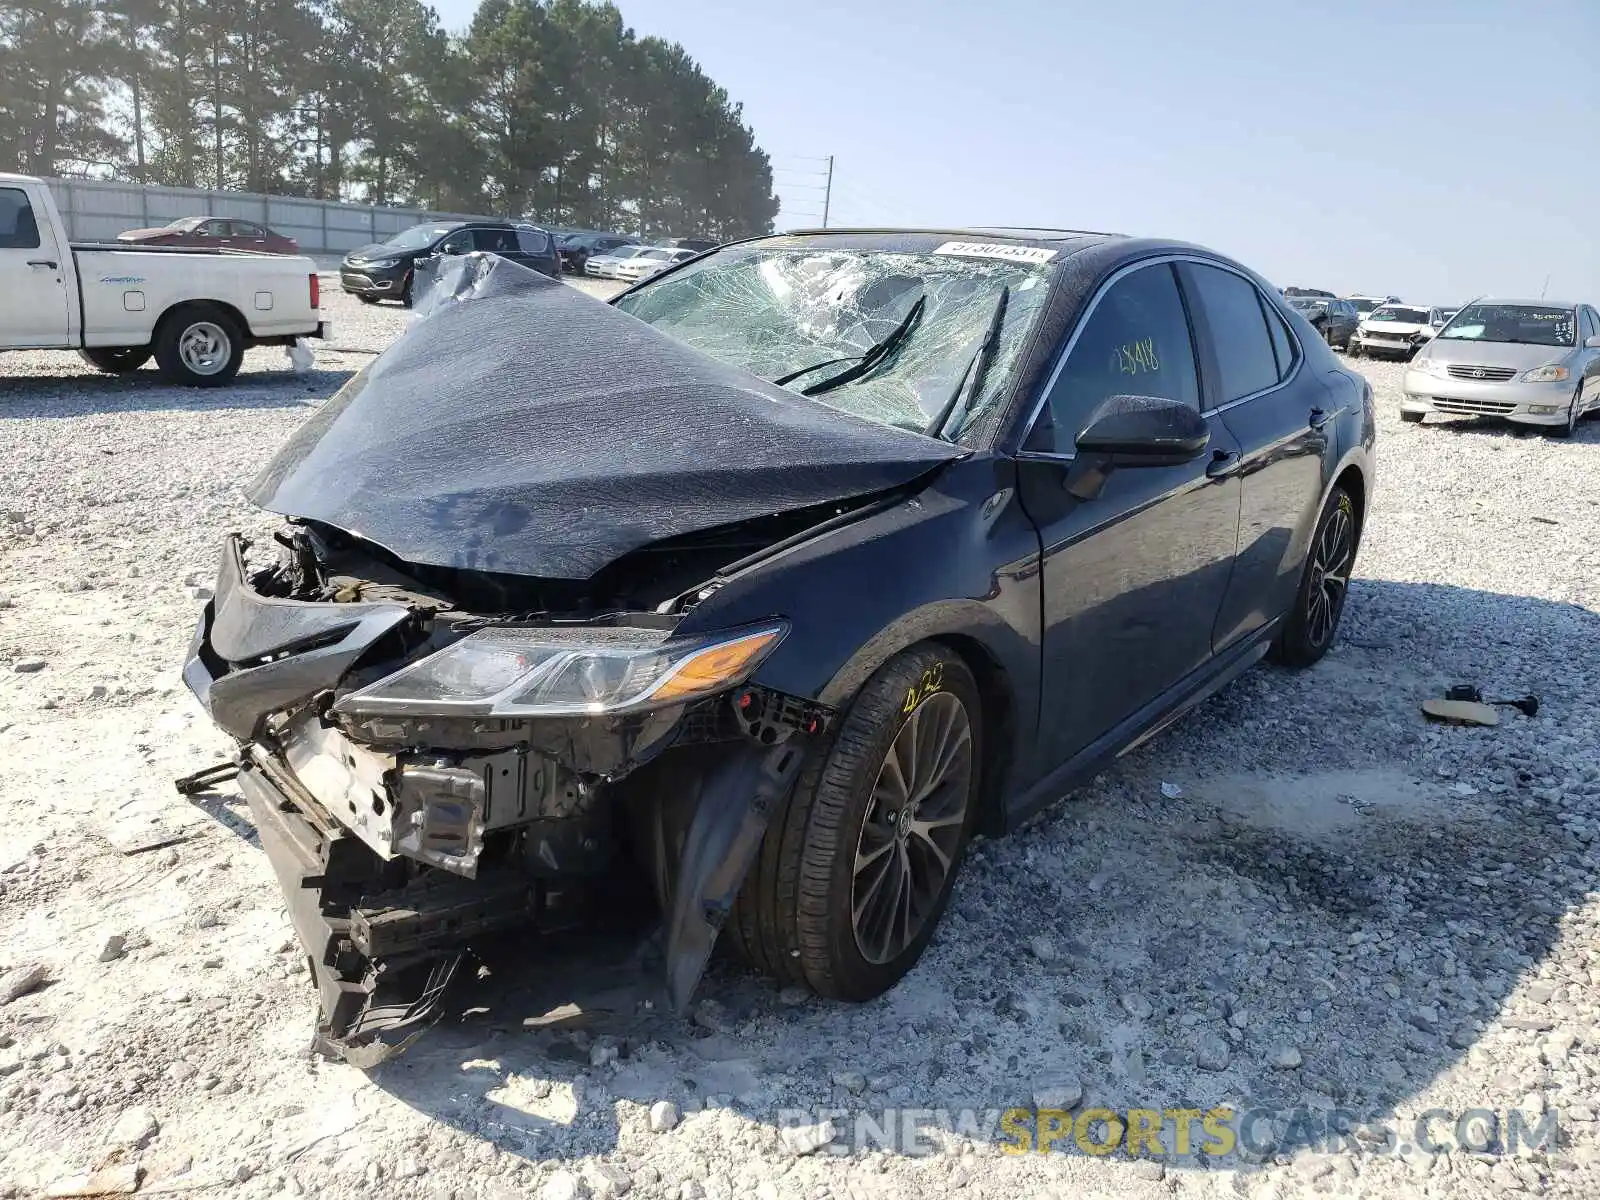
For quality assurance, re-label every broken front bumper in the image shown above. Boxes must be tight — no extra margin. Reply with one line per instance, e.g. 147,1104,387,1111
179,535,829,1064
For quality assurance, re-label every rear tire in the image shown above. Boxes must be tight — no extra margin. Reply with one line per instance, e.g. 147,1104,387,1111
153,305,244,387
1348,338,1363,359
727,645,982,1000
1270,484,1360,669
79,346,152,375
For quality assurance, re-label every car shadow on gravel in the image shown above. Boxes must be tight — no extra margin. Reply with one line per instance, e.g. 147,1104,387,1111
0,367,354,417
344,578,1597,1177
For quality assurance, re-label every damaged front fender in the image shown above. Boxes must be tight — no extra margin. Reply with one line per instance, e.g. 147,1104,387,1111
655,738,809,1010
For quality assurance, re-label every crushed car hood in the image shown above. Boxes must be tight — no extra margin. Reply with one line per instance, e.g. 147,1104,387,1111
248,255,963,580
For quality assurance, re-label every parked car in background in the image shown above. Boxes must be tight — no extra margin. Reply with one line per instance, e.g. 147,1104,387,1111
584,245,651,278
1344,294,1401,317
612,246,697,283
1349,303,1434,359
1287,295,1358,349
557,231,638,274
1428,306,1460,334
1403,299,1600,436
2,174,326,386
117,216,300,255
666,237,718,253
1284,286,1337,299
180,226,1374,1062
340,220,559,305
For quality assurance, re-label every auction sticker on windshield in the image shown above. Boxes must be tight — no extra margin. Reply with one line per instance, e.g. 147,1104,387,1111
934,241,1058,265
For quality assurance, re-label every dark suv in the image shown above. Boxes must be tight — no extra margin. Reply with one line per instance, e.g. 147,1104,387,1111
1287,295,1359,350
556,231,638,274
340,221,560,305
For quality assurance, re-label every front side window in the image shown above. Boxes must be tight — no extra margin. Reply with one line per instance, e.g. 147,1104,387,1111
1437,303,1575,347
1185,264,1279,402
436,229,474,255
0,187,40,249
615,243,1053,441
197,220,228,238
1024,263,1198,452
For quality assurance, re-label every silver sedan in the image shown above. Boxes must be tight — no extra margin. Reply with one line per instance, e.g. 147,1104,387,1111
1402,299,1600,436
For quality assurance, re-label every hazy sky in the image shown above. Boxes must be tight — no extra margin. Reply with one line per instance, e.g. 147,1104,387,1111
428,0,1599,304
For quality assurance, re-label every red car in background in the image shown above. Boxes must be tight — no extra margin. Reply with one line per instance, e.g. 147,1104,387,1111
116,216,299,254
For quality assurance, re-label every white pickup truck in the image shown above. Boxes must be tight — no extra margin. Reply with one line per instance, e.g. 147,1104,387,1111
1,174,329,386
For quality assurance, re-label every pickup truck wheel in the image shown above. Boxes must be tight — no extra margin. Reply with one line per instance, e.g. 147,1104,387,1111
78,347,152,375
1270,484,1360,668
727,645,981,1000
155,305,244,386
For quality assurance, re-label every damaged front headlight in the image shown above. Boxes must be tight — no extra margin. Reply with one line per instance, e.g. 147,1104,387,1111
332,622,787,718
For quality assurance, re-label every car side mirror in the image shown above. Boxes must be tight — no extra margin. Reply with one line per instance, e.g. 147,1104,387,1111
1585,335,1600,349
1074,395,1211,465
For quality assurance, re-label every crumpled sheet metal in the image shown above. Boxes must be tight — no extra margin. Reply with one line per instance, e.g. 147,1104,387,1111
248,253,962,581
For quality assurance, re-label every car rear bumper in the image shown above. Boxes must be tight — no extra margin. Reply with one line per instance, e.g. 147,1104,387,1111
1402,372,1574,424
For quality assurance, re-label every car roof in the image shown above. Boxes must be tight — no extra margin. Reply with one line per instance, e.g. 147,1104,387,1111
775,225,1125,249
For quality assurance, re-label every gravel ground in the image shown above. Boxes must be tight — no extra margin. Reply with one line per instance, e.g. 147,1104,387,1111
1,291,1596,1200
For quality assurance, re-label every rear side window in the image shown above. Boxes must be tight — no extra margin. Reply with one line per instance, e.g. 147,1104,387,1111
516,226,551,254
0,187,40,249
1025,262,1200,452
1259,295,1298,380
1185,264,1280,402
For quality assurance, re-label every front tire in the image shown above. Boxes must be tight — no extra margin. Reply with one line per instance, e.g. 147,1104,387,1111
1400,410,1425,424
1546,385,1581,438
154,306,244,387
79,346,152,375
1270,484,1360,668
728,645,982,1001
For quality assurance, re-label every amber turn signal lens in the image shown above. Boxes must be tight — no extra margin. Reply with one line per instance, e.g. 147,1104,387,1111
650,629,784,702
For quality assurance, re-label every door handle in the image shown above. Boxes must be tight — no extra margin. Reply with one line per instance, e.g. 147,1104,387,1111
1308,407,1331,430
1205,449,1240,479
27,259,58,269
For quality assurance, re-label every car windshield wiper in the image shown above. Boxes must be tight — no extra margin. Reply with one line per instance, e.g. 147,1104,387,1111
785,296,927,398
923,285,1009,441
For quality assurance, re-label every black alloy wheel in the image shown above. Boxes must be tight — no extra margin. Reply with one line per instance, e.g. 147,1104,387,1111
726,644,983,1000
850,690,974,965
1271,485,1359,668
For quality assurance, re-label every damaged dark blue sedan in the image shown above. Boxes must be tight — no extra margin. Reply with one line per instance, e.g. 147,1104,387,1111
180,228,1375,1063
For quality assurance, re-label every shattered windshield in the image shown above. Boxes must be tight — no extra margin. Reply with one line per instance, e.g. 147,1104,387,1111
1370,306,1429,324
1437,304,1575,346
613,246,1052,441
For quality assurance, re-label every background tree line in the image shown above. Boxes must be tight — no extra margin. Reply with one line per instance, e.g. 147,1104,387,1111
0,0,779,239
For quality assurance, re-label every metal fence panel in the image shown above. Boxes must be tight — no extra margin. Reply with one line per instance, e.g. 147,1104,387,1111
41,177,502,255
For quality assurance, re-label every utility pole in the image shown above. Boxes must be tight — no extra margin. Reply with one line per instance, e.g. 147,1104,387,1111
1540,274,1550,299
821,156,833,228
